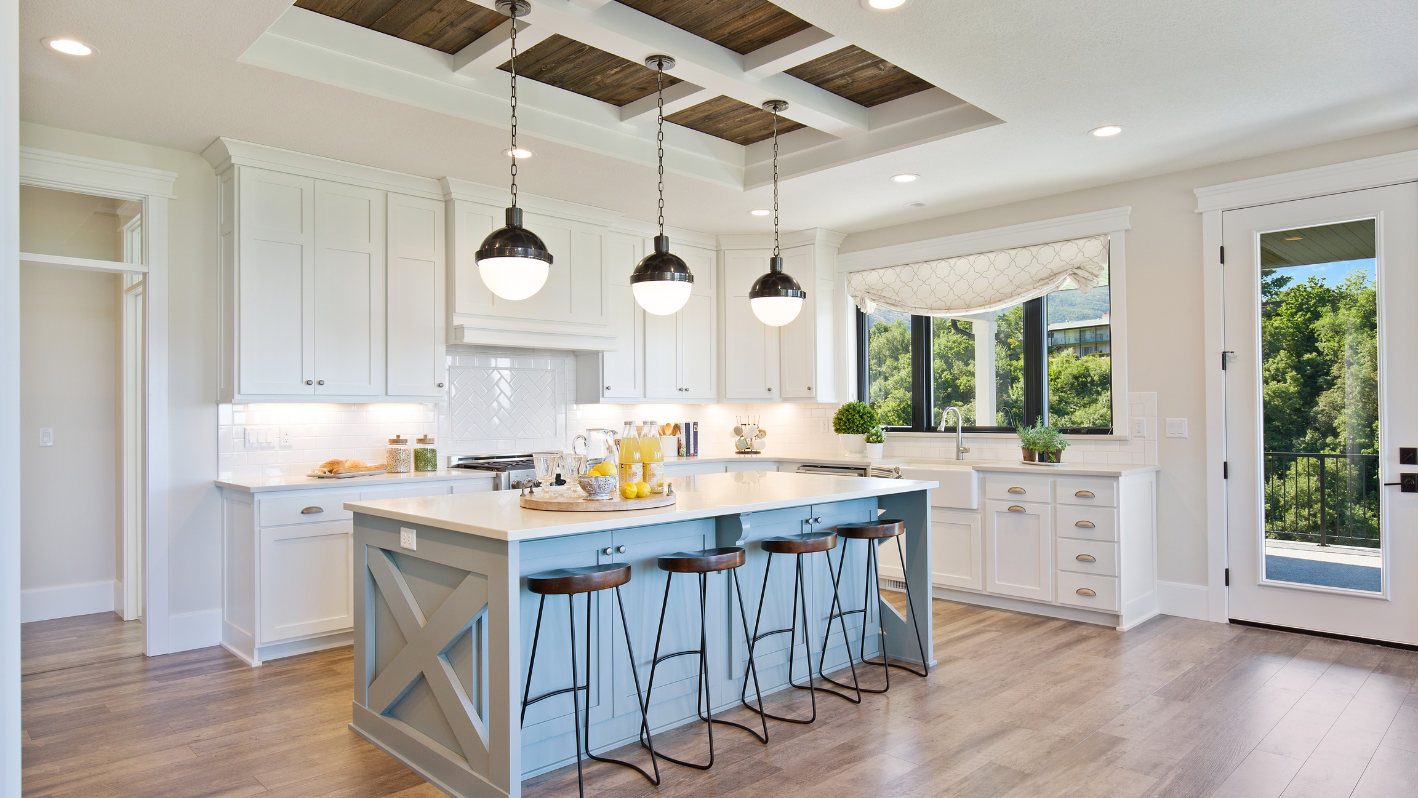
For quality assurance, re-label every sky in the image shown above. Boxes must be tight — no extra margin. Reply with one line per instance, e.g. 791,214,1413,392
1271,258,1376,286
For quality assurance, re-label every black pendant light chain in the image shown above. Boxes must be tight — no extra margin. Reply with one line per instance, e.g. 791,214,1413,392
508,17,519,211
656,64,665,236
771,106,780,258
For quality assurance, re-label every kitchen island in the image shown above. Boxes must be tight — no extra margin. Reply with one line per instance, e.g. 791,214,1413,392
343,470,937,798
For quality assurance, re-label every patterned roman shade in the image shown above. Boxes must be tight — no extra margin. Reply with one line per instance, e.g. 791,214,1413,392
847,235,1109,316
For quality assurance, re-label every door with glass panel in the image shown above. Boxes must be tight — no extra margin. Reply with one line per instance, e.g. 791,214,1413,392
1223,183,1418,644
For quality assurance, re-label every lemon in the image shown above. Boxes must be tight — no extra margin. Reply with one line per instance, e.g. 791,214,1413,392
635,481,649,498
619,483,638,499
592,462,615,477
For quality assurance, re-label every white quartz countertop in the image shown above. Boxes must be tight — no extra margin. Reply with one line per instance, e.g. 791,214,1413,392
968,461,1160,477
216,468,496,493
344,471,938,542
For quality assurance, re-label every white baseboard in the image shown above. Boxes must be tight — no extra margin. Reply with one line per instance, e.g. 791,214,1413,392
168,608,222,653
21,580,116,623
1157,580,1210,621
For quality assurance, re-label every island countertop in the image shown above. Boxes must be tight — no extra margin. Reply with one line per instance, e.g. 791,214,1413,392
344,470,937,542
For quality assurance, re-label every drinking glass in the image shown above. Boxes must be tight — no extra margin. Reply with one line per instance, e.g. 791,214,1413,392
534,452,560,486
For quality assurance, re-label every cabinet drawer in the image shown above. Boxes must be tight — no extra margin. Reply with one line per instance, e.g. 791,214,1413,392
984,475,1052,504
260,491,359,527
1057,571,1119,612
1054,505,1118,542
1056,477,1117,507
1056,538,1118,577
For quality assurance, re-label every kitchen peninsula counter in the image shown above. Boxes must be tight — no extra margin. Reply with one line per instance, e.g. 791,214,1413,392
345,471,937,798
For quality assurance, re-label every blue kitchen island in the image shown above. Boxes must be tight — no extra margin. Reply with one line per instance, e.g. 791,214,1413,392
344,470,937,798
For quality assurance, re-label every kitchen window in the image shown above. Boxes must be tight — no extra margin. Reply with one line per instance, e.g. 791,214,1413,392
857,264,1114,435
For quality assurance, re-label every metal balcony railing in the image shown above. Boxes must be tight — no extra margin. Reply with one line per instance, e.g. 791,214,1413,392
1263,452,1380,548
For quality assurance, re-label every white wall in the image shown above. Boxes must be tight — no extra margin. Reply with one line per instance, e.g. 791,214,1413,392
19,265,119,619
841,125,1418,587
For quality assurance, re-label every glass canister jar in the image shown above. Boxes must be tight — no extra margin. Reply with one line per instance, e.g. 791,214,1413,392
414,435,438,472
386,435,413,473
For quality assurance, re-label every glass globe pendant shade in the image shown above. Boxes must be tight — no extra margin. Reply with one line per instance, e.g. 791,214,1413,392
748,256,805,326
630,234,694,315
475,206,552,301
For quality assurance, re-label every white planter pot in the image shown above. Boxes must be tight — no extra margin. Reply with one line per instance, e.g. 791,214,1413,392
841,433,867,454
865,442,884,459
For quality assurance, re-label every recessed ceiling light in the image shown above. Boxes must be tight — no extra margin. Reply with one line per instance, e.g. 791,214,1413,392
44,37,94,56
891,173,919,183
904,201,927,209
1090,125,1123,137
504,147,534,158
862,0,909,9
1285,236,1304,241
749,209,771,217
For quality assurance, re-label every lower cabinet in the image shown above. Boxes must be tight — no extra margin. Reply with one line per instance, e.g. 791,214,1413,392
983,499,1053,602
931,510,983,591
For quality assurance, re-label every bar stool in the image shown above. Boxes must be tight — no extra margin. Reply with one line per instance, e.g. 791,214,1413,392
521,564,659,797
818,519,929,703
738,531,841,724
641,547,769,768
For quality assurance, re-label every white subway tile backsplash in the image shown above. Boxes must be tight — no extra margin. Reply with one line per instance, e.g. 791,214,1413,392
217,402,438,480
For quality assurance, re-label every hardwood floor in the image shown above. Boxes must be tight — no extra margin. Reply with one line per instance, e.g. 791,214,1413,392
21,611,144,676
21,599,1418,797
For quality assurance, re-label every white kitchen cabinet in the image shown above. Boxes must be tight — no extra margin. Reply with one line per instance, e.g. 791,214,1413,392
385,192,446,397
984,498,1054,602
313,179,385,396
722,249,780,400
259,520,353,643
931,510,984,591
645,293,715,400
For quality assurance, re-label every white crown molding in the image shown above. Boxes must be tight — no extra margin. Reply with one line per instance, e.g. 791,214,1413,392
440,177,625,227
836,207,1132,272
20,146,177,199
717,228,849,250
1194,148,1418,213
202,137,445,199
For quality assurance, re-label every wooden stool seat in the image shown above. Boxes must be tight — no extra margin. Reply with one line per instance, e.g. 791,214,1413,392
526,564,631,595
658,547,746,573
760,532,838,554
835,520,906,540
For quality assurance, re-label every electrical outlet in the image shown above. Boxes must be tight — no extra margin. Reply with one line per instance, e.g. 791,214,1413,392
279,427,292,447
820,419,831,435
400,528,417,550
1132,418,1147,438
1166,418,1189,438
39,428,53,447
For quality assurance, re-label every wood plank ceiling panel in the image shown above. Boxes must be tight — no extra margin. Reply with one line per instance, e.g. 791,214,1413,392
665,95,806,146
615,0,811,54
497,34,683,107
786,45,932,107
295,0,508,54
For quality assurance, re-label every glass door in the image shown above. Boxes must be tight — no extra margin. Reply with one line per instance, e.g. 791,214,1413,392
1223,183,1418,644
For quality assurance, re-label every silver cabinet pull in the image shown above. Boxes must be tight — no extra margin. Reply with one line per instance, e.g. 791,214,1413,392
1075,490,1096,498
1007,486,1026,494
605,385,611,390
305,379,313,385
301,506,323,514
438,382,444,388
1007,505,1025,513
807,386,811,390
1076,587,1097,597
317,380,325,385
602,547,613,556
1076,553,1097,562
767,387,772,391
1075,520,1096,528
616,545,626,554
808,517,822,525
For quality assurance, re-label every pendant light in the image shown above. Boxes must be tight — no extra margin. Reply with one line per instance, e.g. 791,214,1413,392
475,0,553,301
749,100,806,327
629,55,694,316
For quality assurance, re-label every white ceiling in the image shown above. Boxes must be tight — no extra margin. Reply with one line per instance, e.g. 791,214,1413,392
19,0,1418,236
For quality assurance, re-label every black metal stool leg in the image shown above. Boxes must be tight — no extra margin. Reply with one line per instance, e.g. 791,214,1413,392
583,589,661,785
817,540,865,704
741,552,820,723
566,595,587,797
860,535,929,678
520,594,547,728
728,569,769,742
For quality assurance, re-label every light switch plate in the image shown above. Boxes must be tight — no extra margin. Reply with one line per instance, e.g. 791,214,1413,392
1132,418,1147,438
39,428,53,447
1166,418,1189,438
400,527,417,550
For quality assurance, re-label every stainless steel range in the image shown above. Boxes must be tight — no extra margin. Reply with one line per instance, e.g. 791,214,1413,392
447,453,538,490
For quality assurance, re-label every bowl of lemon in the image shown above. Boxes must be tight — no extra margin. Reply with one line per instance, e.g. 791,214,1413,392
578,460,620,500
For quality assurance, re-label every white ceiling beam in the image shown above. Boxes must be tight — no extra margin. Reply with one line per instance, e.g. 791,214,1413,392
743,27,843,78
619,81,714,124
465,0,869,135
451,20,554,78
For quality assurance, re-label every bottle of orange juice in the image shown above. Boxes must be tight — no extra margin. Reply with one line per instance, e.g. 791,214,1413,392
641,420,664,493
618,421,643,491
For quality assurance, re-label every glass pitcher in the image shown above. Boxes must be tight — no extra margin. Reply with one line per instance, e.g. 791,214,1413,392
572,428,620,470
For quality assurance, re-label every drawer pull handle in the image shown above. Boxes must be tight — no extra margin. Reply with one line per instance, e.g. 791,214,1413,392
301,506,323,514
1076,554,1097,562
1007,505,1025,513
1075,520,1096,528
602,547,613,556
1007,487,1026,494
1075,490,1096,498
1076,588,1097,597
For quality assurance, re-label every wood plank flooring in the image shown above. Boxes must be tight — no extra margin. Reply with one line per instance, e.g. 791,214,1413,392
21,611,144,676
21,600,1418,797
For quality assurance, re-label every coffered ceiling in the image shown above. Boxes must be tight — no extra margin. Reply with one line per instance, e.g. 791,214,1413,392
264,0,994,186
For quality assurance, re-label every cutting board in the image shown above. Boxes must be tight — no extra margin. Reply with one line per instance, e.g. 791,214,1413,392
519,492,676,512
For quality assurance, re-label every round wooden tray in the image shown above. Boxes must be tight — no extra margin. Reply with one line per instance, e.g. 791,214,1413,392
519,491,677,512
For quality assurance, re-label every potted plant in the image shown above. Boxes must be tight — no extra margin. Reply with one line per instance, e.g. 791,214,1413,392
865,426,886,459
833,401,879,455
1017,417,1069,463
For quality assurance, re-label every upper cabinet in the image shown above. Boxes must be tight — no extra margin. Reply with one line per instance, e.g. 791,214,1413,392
385,193,447,397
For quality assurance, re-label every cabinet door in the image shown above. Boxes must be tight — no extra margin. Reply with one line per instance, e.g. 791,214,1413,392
679,293,715,399
259,519,352,644
984,500,1053,602
931,510,983,591
723,251,780,400
238,168,315,395
600,235,643,399
643,310,679,399
313,181,385,396
777,247,816,400
386,193,446,397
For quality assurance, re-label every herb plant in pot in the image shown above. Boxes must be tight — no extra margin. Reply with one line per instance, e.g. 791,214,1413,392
833,401,879,455
1017,418,1070,464
865,426,885,459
